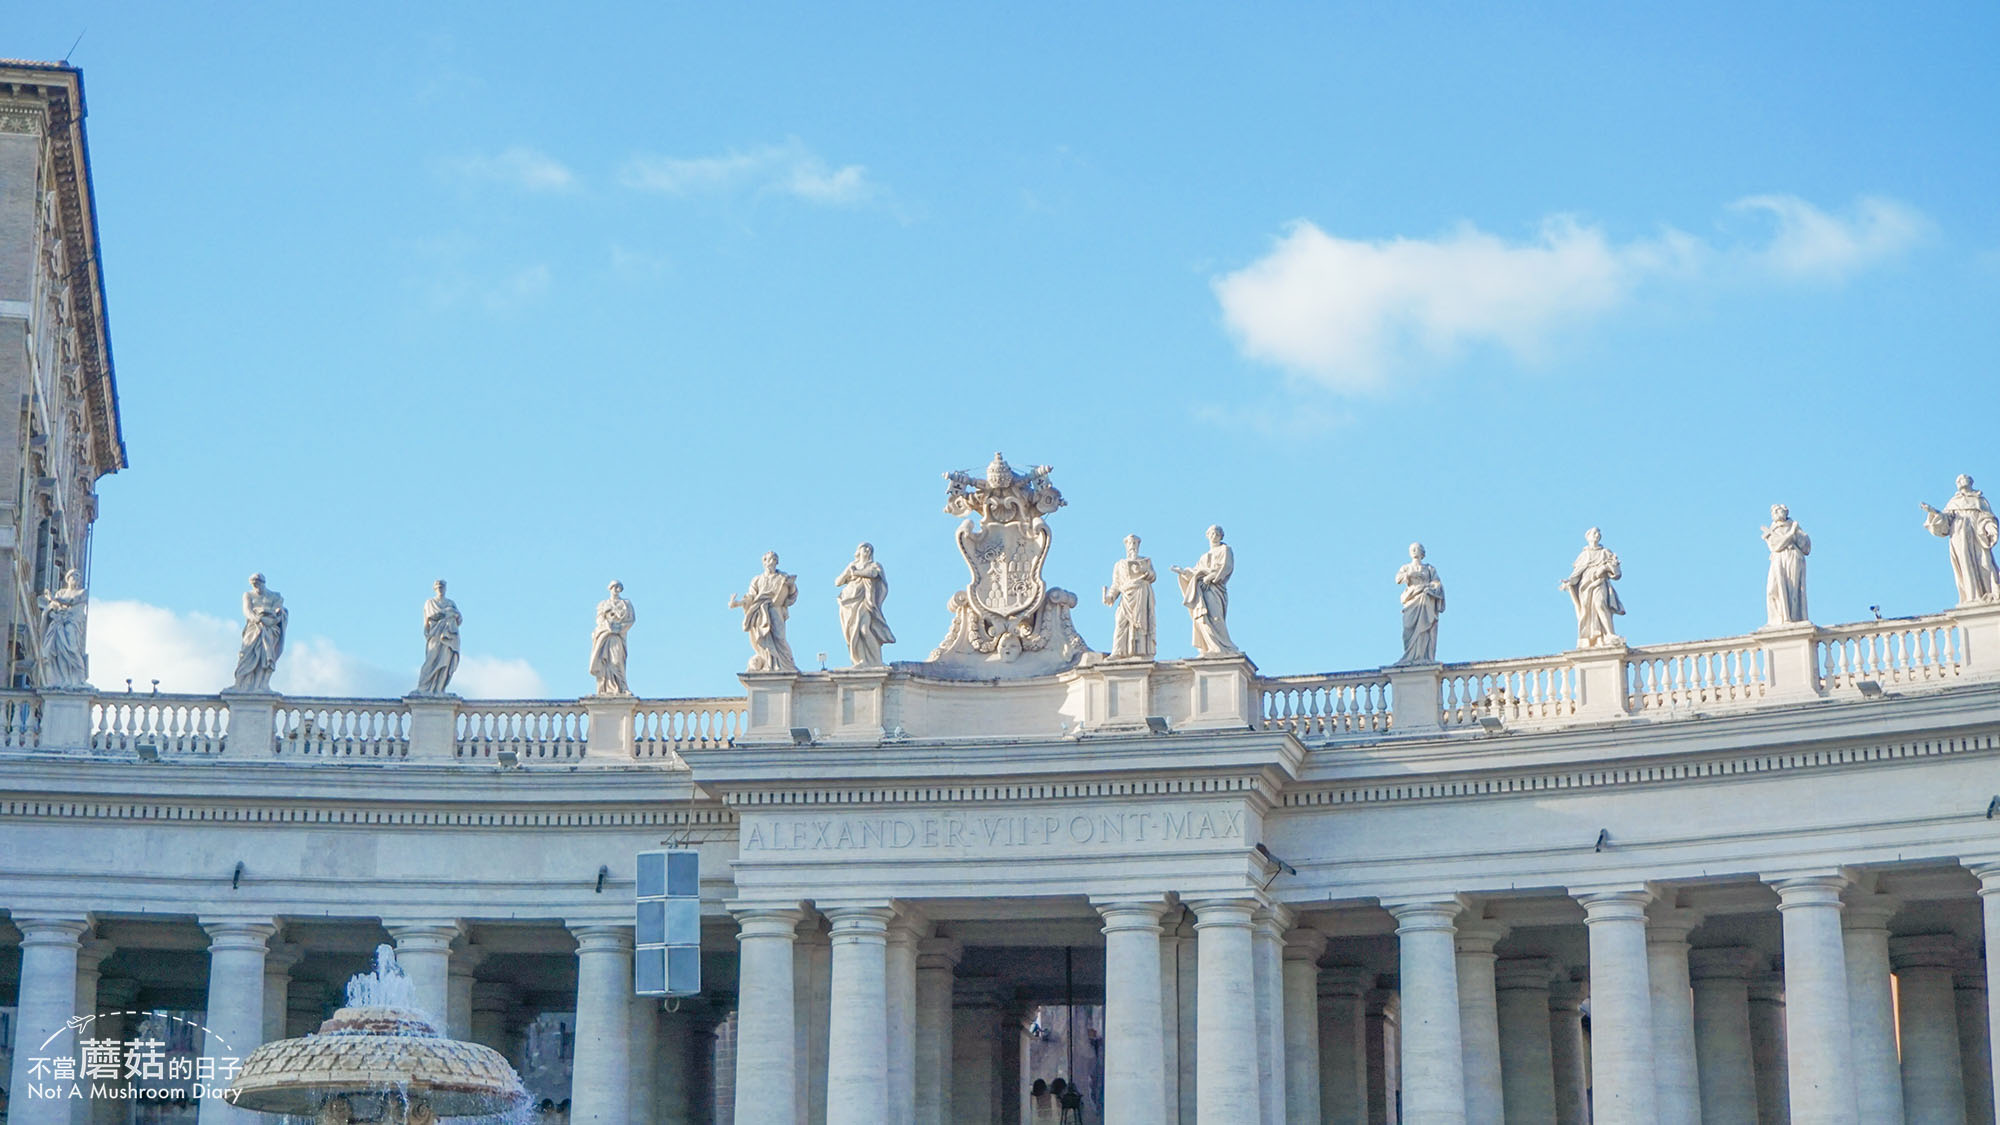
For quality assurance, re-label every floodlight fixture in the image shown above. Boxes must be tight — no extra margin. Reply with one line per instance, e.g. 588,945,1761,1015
135,741,160,762
791,727,816,746
1145,716,1172,735
1856,680,1885,699
496,748,520,768
1477,715,1505,734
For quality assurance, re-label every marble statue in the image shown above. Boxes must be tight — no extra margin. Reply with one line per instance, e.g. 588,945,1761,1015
1761,505,1812,626
730,552,799,673
835,543,896,668
1560,528,1625,648
1394,543,1445,664
1921,474,2000,605
415,580,462,696
1102,534,1157,659
36,569,89,689
926,452,1092,677
231,573,288,693
1172,525,1238,656
588,581,636,695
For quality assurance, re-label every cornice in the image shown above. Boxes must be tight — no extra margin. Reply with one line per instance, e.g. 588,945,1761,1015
718,772,1278,809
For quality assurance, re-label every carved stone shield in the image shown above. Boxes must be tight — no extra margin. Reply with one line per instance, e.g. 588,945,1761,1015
957,517,1050,621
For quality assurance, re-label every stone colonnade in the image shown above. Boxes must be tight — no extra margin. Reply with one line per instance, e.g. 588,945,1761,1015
725,867,2000,1125
3,916,724,1125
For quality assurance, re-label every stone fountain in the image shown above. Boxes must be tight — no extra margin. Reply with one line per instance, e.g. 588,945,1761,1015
226,945,527,1123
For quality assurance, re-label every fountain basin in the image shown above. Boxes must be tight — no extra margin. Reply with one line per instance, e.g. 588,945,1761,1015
227,1005,525,1118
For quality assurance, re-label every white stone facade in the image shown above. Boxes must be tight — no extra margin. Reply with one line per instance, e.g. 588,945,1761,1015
8,61,2000,1125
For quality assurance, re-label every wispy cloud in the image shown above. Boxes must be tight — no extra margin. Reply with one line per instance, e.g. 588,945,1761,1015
1214,194,1930,393
441,145,578,193
87,599,542,698
620,138,879,206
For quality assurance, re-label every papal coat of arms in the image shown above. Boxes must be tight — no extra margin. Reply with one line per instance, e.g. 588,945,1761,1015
922,452,1092,678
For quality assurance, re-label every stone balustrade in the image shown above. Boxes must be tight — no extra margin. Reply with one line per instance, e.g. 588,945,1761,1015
1,605,1993,762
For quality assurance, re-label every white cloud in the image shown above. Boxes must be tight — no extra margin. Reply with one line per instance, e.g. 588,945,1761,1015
455,656,547,699
620,138,878,206
86,599,541,700
1731,194,1930,281
1214,194,1928,392
442,145,578,193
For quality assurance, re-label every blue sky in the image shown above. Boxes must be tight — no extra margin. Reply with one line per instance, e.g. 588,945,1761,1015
12,2,1999,698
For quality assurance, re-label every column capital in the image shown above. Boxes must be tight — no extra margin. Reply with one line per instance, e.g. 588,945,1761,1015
76,935,115,974
1890,932,1963,971
1093,898,1172,934
916,936,962,969
1493,956,1556,991
1574,886,1654,922
1688,945,1762,982
449,940,487,977
1644,905,1703,944
1318,964,1373,997
885,905,931,943
263,940,304,975
1547,973,1586,1009
1252,902,1296,936
1454,917,1509,953
1364,987,1398,1017
1970,860,2000,891
1841,890,1900,931
201,917,278,951
569,924,635,953
1747,970,1786,1003
824,904,897,939
1766,872,1852,908
732,908,804,941
12,914,91,946
1282,927,1328,963
1186,897,1261,930
1383,898,1462,933
385,920,464,951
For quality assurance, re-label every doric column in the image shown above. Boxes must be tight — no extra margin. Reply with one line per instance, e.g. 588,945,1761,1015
1364,988,1398,1125
714,1009,738,1125
952,981,1007,1125
1318,966,1370,1125
795,920,832,1125
729,908,801,1125
1159,917,1184,1124
197,918,276,1125
259,941,300,1046
1577,889,1657,1125
1892,933,1967,1124
1251,907,1289,1125
1688,947,1759,1125
470,981,515,1053
1645,904,1702,1125
570,924,636,1125
1840,891,1904,1125
1771,875,1857,1124
447,941,484,1041
1386,899,1466,1125
1096,900,1169,1125
1453,918,1507,1125
1281,927,1325,1125
1547,974,1590,1125
385,921,459,1027
1189,897,1260,1124
8,917,89,1125
70,936,112,1125
91,978,139,1125
915,937,961,1125
1978,863,2000,1125
825,907,895,1125
1747,970,1790,1125
1173,911,1199,1124
1957,956,1995,1125
629,992,660,1125
1493,957,1557,1125
885,916,922,1125
657,1006,698,1125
